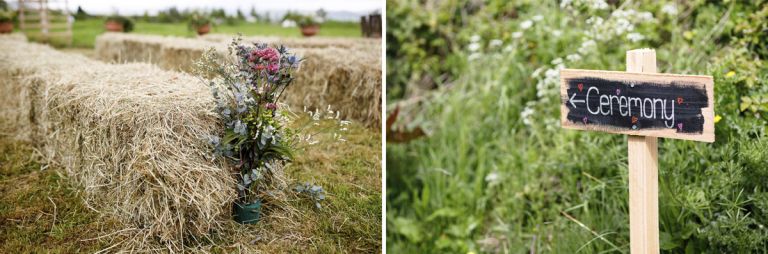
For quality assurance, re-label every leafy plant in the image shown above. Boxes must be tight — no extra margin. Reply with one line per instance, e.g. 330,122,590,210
105,15,133,32
188,14,211,30
294,182,326,209
0,9,14,23
296,15,320,27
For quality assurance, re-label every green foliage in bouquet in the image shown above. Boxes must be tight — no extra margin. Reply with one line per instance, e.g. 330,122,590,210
200,38,303,203
197,37,346,209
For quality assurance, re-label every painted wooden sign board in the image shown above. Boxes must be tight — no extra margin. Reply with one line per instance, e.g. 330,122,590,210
559,69,715,142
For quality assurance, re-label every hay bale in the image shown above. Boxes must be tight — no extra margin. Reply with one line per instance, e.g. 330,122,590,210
200,33,381,51
0,33,27,42
288,47,382,127
0,37,237,251
95,32,170,65
94,33,382,128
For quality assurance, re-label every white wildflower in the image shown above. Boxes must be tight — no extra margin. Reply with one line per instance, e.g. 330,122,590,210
627,32,644,42
560,0,573,9
566,53,582,62
531,67,544,78
521,106,535,126
552,30,563,37
586,16,604,26
638,11,654,21
470,34,481,42
532,15,543,21
520,20,533,30
489,39,503,48
551,58,563,65
588,0,609,10
578,39,596,55
661,3,678,16
468,53,481,61
614,18,634,35
485,171,501,184
468,42,481,52
512,31,523,39
503,45,514,52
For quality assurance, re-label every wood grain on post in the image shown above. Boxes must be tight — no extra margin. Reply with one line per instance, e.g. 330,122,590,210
626,49,659,253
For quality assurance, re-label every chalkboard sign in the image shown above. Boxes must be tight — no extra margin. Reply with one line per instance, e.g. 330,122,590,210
560,69,714,142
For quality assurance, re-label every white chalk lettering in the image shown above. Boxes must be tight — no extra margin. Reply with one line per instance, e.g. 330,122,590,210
581,86,676,128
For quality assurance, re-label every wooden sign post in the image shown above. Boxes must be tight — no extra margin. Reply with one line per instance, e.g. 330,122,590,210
559,49,715,253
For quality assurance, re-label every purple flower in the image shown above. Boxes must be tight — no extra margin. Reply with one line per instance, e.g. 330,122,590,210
265,103,278,110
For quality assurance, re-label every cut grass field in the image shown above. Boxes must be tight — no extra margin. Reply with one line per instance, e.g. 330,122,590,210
24,19,362,48
0,111,380,252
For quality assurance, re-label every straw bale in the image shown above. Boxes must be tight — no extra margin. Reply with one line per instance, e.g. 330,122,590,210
0,32,27,42
94,33,382,128
0,37,240,251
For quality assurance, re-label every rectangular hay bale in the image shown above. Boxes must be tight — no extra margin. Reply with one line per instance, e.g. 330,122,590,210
0,37,235,252
94,33,382,128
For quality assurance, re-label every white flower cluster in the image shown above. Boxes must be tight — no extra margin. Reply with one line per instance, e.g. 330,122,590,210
585,9,654,41
661,3,678,16
465,13,548,60
560,0,609,10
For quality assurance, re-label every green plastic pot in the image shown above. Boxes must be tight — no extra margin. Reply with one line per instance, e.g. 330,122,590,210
232,200,262,224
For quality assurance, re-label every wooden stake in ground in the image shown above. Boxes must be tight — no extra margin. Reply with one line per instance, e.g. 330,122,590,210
626,49,659,253
559,49,715,253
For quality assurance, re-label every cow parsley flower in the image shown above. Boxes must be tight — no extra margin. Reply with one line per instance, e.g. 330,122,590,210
566,53,582,62
578,39,596,55
521,106,535,126
489,39,503,48
468,42,481,52
661,3,678,16
519,20,533,30
627,32,644,42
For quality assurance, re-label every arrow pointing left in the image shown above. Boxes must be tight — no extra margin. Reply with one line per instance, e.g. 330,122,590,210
569,92,585,108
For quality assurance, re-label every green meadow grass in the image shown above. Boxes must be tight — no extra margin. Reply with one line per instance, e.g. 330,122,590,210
23,18,361,48
387,1,768,253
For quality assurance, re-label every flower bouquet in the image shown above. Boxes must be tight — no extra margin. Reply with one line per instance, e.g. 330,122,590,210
200,38,302,224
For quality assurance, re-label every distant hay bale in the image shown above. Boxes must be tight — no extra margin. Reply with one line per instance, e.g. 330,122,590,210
200,33,381,51
288,47,382,128
0,38,240,251
0,33,27,42
95,33,177,67
95,33,382,128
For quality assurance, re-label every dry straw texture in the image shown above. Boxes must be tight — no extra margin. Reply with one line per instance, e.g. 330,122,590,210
0,33,28,42
95,33,382,128
0,38,243,251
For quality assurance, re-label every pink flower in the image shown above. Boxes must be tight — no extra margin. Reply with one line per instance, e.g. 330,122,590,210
267,63,279,73
265,103,278,110
251,47,280,63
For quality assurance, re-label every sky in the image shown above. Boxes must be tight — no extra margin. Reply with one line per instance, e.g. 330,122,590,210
44,0,382,20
